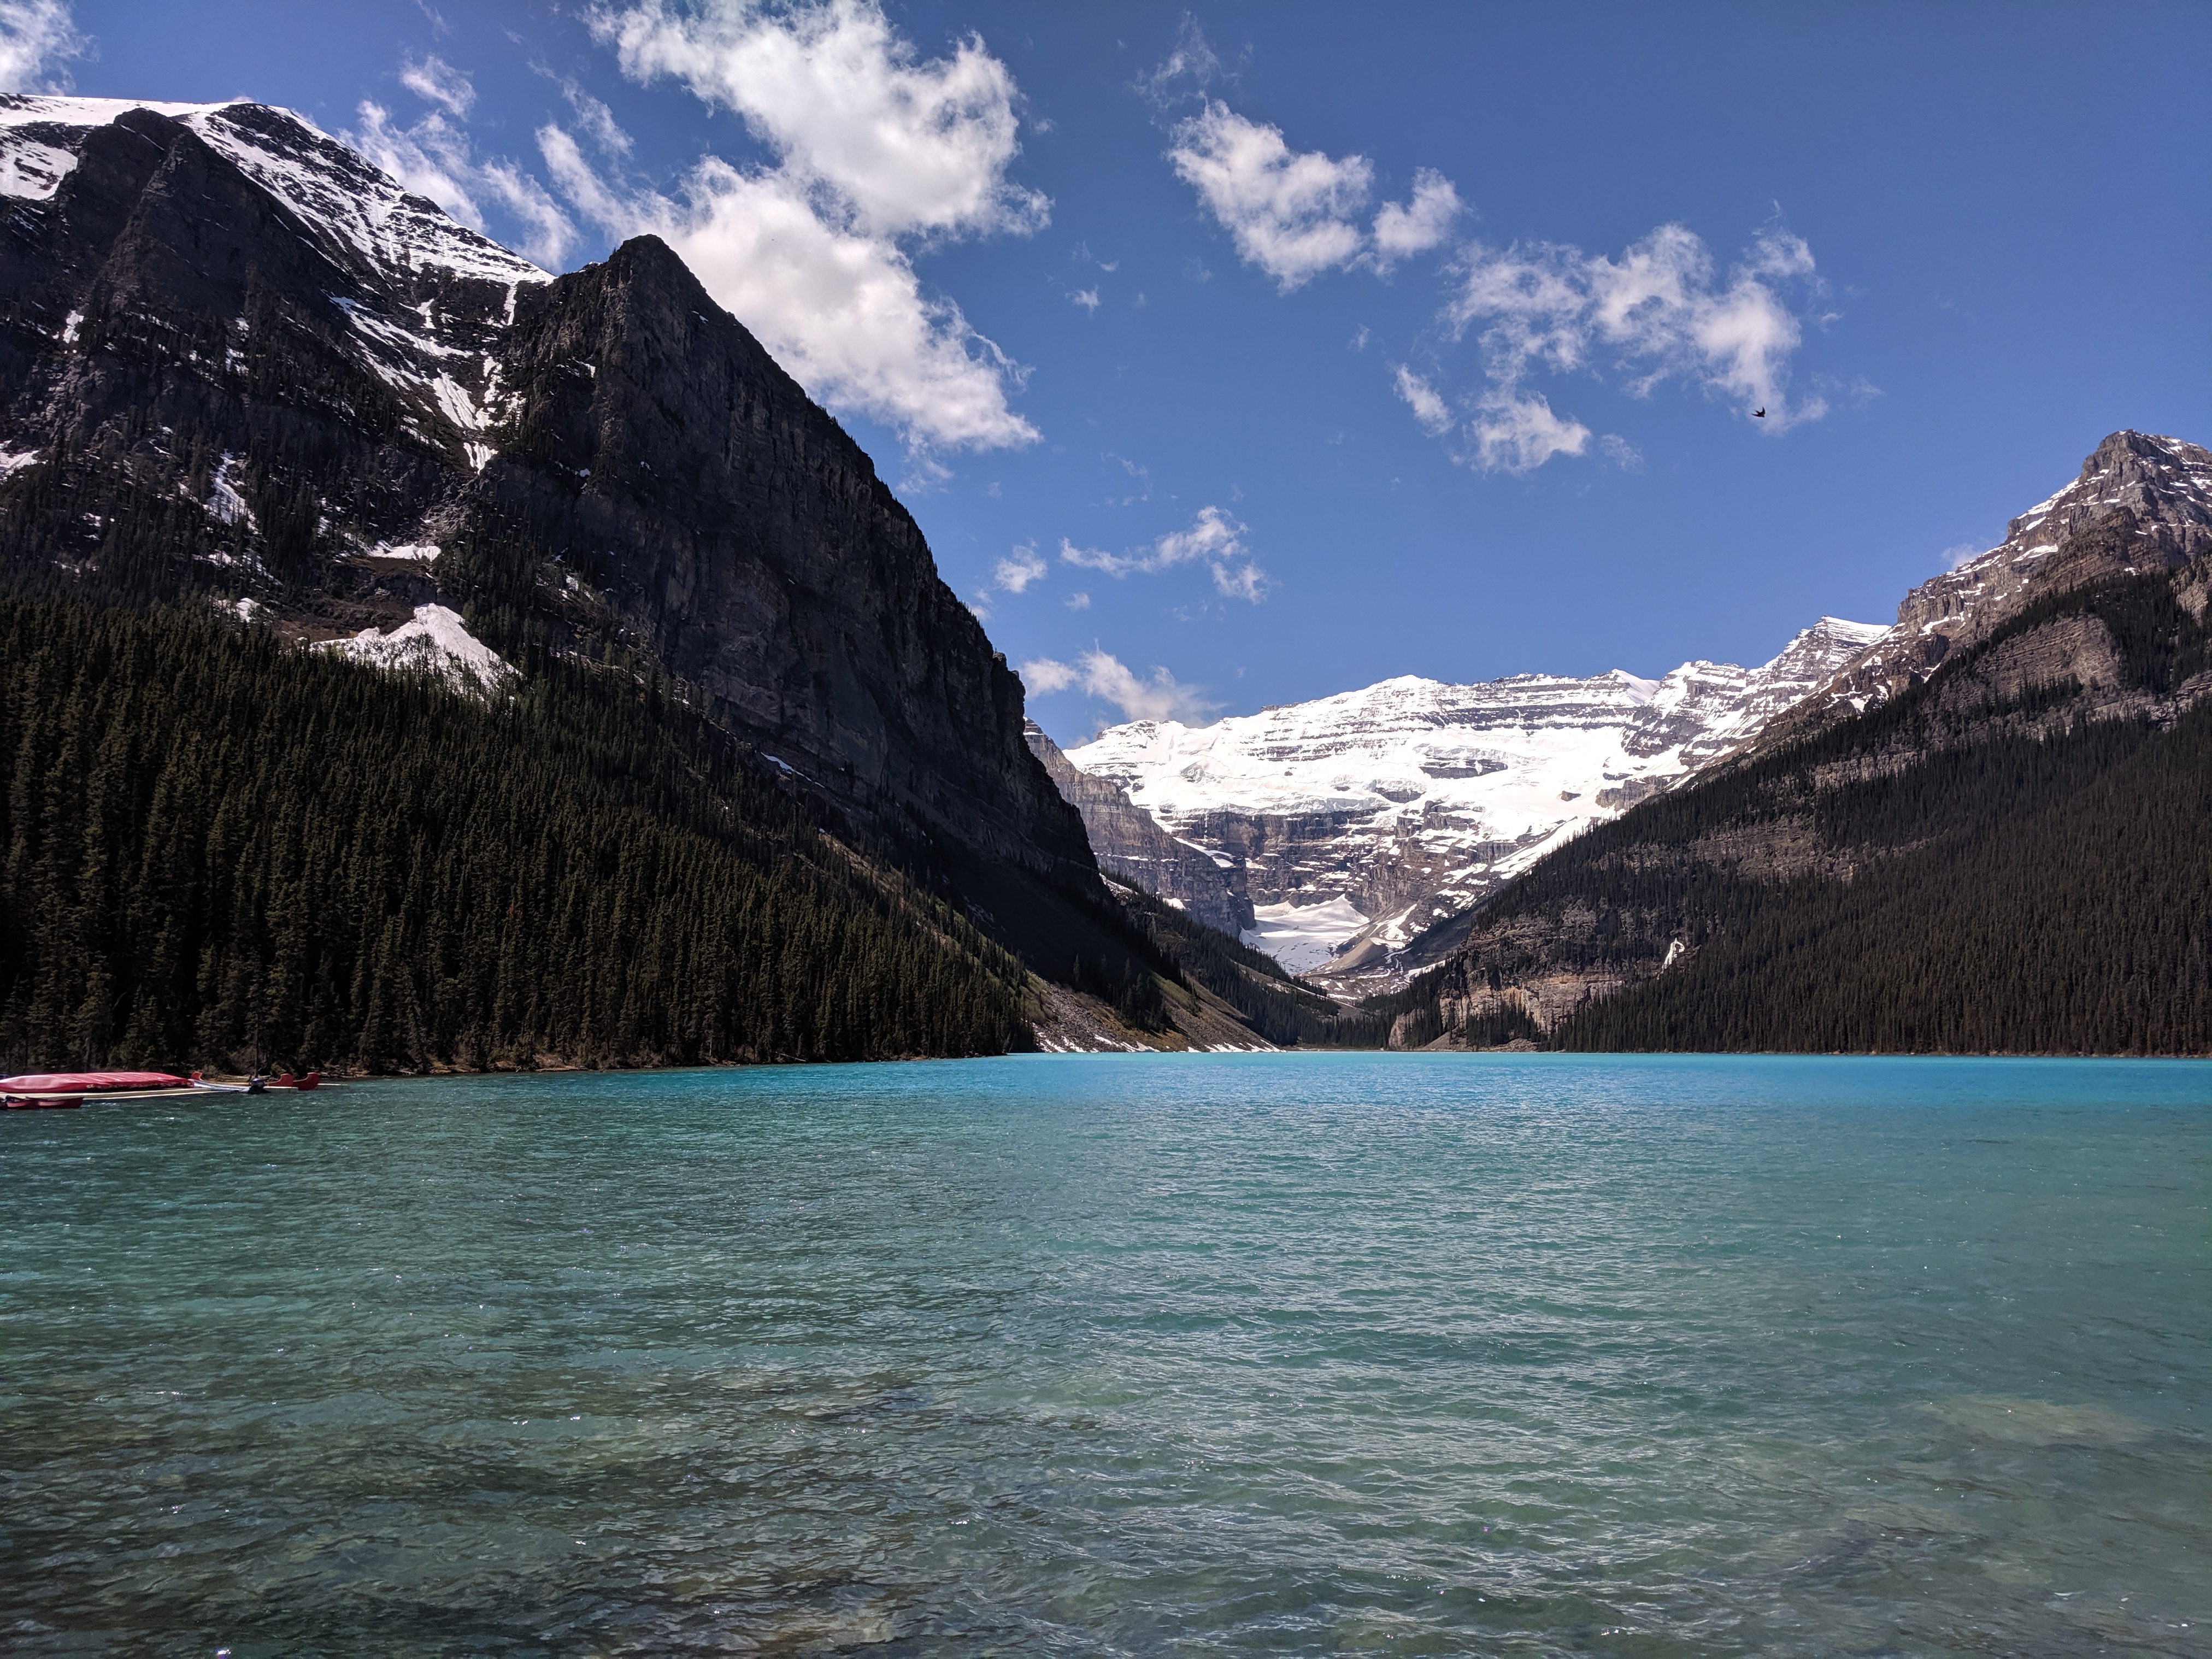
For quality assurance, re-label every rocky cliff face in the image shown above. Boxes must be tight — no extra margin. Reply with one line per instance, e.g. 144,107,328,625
0,95,1094,897
451,236,1092,880
1792,431,2212,719
1064,617,1885,983
1023,719,1249,936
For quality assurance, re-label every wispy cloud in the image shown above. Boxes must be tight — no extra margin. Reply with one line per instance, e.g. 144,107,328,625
1391,364,1452,436
1059,505,1269,602
0,0,85,92
1448,220,1826,431
1162,81,1461,292
1167,101,1372,290
1372,167,1461,269
349,88,575,266
1460,391,1590,474
1068,285,1101,313
399,54,474,118
1019,648,1215,723
1136,12,1220,104
1372,217,1832,473
992,543,1047,592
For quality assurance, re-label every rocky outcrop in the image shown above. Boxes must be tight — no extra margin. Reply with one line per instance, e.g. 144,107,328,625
1023,720,1249,934
1791,431,2212,717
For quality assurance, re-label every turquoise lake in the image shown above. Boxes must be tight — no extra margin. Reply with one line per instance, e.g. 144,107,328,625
2,1053,2207,1656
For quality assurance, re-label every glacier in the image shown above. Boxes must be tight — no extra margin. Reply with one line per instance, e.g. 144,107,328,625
1067,616,1887,984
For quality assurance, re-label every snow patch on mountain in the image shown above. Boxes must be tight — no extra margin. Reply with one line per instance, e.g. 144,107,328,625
326,604,515,696
0,97,546,289
1242,897,1373,973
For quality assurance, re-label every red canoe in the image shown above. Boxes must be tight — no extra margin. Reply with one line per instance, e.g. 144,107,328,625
1,1070,321,1107
3,1070,189,1097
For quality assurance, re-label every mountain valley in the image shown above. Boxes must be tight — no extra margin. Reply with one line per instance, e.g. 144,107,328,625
2,95,2204,1067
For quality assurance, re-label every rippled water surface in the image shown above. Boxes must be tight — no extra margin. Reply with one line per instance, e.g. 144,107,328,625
3,1054,2208,1656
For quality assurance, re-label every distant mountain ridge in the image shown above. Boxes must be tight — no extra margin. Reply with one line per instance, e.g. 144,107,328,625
1046,430,2212,995
1365,427,2212,1056
1061,615,1886,981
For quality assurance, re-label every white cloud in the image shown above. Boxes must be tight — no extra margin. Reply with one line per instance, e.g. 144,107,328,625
0,0,86,93
1447,220,1827,431
1942,538,1988,570
1137,14,1219,104
1168,101,1372,290
575,0,1044,452
596,0,1045,240
400,54,474,119
1372,167,1461,267
1058,504,1268,601
560,79,633,156
1166,97,1463,291
1462,391,1591,475
1068,286,1101,313
350,100,575,266
1018,649,1215,723
993,543,1046,592
1018,655,1077,694
1211,560,1269,602
1598,433,1643,470
1392,364,1452,435
1064,591,1090,610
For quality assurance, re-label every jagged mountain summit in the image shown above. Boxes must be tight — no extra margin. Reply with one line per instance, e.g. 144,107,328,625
1793,430,2212,725
1062,616,1886,978
0,94,544,475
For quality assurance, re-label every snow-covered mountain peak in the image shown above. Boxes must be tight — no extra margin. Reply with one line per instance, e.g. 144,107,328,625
0,95,546,291
1063,611,1884,981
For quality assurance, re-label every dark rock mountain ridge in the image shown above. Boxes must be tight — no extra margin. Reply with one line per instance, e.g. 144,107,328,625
0,98,1096,922
1785,430,2212,724
451,236,1093,883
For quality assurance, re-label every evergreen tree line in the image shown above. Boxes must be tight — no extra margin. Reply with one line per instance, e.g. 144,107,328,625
1393,562,2212,1056
0,595,1034,1073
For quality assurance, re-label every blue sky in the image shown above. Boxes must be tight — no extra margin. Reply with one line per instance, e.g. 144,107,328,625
27,0,2212,740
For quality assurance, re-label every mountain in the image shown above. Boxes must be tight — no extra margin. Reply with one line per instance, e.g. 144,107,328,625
1377,431,2212,1055
1022,719,1249,934
1062,615,1886,983
0,95,1267,1066
0,95,1090,886
1787,430,2212,724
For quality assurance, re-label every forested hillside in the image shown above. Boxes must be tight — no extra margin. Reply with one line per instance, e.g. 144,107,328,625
0,597,1034,1073
1392,556,2212,1056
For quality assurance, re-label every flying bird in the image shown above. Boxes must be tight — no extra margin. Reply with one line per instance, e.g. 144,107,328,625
1751,407,1766,419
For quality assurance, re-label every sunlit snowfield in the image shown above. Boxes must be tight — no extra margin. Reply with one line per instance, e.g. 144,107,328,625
4,1054,2207,1656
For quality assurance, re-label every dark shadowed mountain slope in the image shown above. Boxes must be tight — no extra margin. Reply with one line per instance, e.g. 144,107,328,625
1383,514,2212,1056
0,595,1034,1073
0,96,1176,1062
